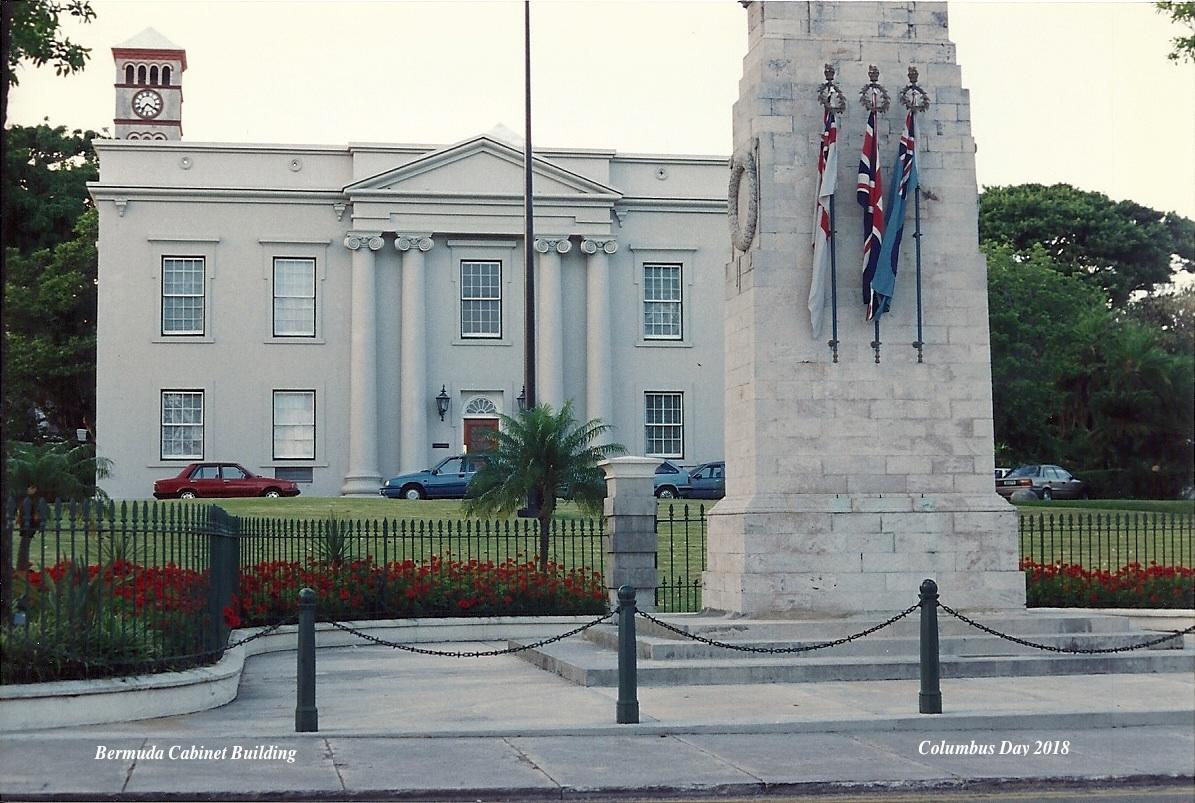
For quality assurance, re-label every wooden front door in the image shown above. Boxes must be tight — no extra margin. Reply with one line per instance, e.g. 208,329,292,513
463,419,498,453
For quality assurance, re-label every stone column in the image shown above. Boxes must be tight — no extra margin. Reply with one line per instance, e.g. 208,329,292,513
705,1,1025,614
582,237,617,431
534,236,570,411
396,234,434,473
599,456,659,612
341,232,383,496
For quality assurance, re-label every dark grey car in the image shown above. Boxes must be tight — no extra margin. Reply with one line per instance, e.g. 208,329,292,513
996,464,1088,501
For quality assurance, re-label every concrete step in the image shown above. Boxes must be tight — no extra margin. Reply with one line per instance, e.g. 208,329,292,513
512,637,1195,688
634,612,1135,642
583,625,1188,661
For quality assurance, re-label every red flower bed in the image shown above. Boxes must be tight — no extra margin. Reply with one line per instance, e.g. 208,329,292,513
236,556,607,625
26,559,207,619
1022,559,1195,609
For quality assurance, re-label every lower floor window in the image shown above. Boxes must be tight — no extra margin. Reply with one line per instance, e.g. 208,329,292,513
161,390,204,460
273,466,314,484
645,392,683,458
273,390,315,459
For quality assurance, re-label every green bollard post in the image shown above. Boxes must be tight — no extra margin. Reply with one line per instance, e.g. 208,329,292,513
616,584,639,724
295,587,319,732
919,578,942,714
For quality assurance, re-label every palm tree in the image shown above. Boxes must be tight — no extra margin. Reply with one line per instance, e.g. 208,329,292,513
464,401,624,572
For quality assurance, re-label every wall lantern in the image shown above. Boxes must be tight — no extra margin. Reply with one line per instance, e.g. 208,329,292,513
435,385,450,421
516,385,527,412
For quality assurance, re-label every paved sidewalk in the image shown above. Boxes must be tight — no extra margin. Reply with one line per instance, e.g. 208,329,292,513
1,643,1192,799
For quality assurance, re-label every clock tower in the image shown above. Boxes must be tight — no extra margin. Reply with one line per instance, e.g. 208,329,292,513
112,28,186,140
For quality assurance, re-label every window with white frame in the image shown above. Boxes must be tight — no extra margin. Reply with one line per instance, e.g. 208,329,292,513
273,390,315,459
643,263,683,339
162,257,205,335
645,392,683,458
460,260,501,338
161,390,204,460
273,257,316,337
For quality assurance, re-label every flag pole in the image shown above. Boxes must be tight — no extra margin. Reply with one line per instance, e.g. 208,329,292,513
829,196,839,363
818,65,845,364
902,67,930,364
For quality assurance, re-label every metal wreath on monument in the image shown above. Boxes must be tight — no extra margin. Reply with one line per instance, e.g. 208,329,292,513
727,138,759,252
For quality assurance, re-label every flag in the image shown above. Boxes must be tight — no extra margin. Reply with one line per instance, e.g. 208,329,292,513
871,111,919,322
808,107,838,338
857,107,885,319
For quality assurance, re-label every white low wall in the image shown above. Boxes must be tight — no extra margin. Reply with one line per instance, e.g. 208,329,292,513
0,616,597,732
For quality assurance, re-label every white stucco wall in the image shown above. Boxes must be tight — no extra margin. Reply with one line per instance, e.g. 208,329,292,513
92,136,728,498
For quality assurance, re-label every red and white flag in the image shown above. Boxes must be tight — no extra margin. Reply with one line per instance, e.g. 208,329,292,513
857,106,886,320
808,108,838,339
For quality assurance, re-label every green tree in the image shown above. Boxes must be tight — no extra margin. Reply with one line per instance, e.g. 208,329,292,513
985,243,1108,466
464,402,624,572
1157,2,1195,62
979,184,1195,307
2,123,99,253
1,0,96,127
1128,285,1195,358
4,208,98,441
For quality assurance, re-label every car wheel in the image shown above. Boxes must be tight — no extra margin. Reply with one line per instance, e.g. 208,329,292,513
179,490,197,500
1080,489,1089,500
1040,487,1053,501
401,485,425,501
263,489,281,498
656,486,677,499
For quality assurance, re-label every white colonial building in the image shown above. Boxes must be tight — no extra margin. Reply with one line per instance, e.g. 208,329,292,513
92,30,729,498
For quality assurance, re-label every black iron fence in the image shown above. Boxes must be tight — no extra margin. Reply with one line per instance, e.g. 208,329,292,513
2,500,608,683
2,499,234,684
655,503,707,613
1018,511,1194,570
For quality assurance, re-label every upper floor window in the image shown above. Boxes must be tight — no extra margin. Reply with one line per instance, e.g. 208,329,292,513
645,392,683,458
125,64,134,83
137,65,147,84
149,65,159,85
161,66,171,85
161,390,204,460
460,260,501,338
161,257,205,335
273,390,315,460
643,263,682,339
273,257,316,337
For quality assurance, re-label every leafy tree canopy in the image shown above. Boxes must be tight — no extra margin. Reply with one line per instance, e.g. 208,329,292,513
1127,285,1195,358
3,123,99,253
4,208,98,442
1157,2,1195,62
465,402,624,572
979,183,1195,307
1,0,95,126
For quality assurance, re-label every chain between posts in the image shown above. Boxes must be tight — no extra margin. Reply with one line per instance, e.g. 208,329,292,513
225,619,292,650
937,602,1195,654
325,611,616,657
634,603,920,653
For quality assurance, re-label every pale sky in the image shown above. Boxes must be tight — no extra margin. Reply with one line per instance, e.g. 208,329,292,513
7,1,1195,220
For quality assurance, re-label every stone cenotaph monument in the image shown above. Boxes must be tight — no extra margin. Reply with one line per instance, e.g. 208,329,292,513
705,2,1026,614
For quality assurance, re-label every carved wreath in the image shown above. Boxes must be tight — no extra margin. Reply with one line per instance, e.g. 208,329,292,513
727,145,758,252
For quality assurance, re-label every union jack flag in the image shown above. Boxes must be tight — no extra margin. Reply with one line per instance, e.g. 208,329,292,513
857,107,885,319
808,107,838,338
872,111,920,322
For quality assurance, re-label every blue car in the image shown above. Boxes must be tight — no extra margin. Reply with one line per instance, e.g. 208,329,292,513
654,460,690,499
380,454,488,500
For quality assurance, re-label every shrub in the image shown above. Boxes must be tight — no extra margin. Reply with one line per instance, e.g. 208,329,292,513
1022,559,1195,608
236,556,607,625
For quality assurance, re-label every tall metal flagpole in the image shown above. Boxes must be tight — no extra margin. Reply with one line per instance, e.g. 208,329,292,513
523,0,537,410
901,67,930,364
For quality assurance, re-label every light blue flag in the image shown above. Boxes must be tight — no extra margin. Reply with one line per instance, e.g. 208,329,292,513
871,113,919,322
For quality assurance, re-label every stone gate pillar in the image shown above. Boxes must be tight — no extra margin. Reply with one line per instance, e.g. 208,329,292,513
706,1,1025,614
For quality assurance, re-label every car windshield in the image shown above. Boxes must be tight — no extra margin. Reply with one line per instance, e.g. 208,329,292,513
1008,465,1040,478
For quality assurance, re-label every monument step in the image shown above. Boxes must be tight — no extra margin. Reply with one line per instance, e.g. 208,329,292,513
512,637,1195,688
583,625,1187,661
635,612,1134,641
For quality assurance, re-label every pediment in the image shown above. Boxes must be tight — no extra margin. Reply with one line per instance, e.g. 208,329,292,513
345,136,620,199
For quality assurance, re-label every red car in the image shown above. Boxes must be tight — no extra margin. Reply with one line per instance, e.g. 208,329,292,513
153,462,301,499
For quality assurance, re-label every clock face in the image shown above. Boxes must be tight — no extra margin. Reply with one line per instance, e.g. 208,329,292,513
132,89,163,119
